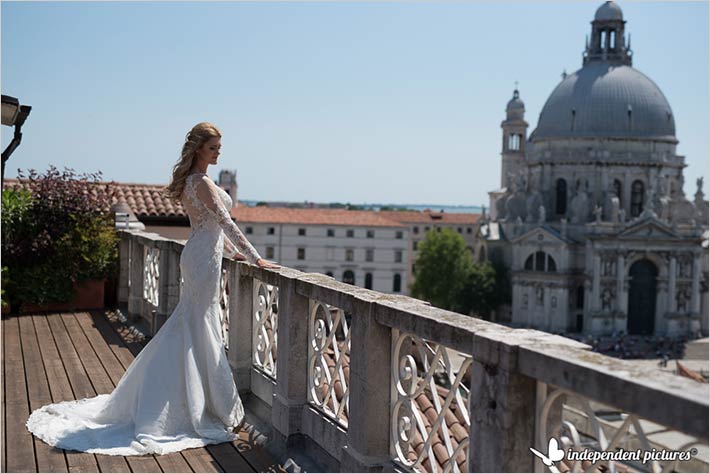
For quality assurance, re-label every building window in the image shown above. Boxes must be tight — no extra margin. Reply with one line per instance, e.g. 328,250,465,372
267,227,275,235
395,231,403,239
413,241,418,251
457,227,463,233
345,249,354,261
346,229,354,238
245,226,253,234
343,270,355,285
631,180,644,217
327,228,335,237
394,250,403,263
393,273,402,293
425,227,430,232
297,248,305,260
412,264,416,274
366,230,374,238
508,133,520,151
266,246,275,259
467,227,472,234
298,228,306,236
524,251,557,272
366,249,374,262
556,179,567,215
413,226,419,235
365,272,373,290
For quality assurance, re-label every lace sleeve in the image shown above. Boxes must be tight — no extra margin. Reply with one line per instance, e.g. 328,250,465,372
194,176,262,264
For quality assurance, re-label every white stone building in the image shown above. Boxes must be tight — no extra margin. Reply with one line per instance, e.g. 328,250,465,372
477,1,709,336
230,207,410,295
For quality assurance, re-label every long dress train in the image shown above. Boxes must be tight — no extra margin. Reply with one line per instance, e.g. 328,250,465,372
26,172,262,456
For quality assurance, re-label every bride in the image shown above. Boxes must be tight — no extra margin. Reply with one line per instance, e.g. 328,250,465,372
26,122,278,455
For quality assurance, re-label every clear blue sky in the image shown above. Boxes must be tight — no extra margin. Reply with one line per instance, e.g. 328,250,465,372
2,1,708,206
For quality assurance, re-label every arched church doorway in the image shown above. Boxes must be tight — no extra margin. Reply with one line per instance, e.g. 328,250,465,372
627,259,657,335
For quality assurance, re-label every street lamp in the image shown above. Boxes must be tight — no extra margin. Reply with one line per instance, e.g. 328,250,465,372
2,94,32,188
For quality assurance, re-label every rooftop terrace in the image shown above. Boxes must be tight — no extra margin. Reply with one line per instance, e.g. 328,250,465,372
4,229,708,472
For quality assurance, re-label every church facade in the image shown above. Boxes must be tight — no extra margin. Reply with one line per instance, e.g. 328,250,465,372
477,1,709,336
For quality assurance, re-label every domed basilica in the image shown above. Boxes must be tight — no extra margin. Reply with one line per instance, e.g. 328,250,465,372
478,1,709,336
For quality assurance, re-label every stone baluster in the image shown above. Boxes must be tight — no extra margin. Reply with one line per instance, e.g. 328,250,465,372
117,231,131,305
341,300,393,471
271,272,309,447
127,237,145,319
229,261,254,392
154,239,182,333
469,337,537,472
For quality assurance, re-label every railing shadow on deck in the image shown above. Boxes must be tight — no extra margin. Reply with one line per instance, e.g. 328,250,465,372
118,229,710,473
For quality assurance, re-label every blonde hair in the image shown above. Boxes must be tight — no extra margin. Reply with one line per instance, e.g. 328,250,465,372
163,122,222,203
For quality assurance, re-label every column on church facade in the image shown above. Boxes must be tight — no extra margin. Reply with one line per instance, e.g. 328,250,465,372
669,256,677,312
692,252,701,314
616,253,625,312
592,255,601,311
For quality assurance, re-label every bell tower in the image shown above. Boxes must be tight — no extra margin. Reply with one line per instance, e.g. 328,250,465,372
217,169,238,208
500,86,528,188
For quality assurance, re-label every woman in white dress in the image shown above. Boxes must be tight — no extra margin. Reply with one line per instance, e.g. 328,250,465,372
26,122,278,455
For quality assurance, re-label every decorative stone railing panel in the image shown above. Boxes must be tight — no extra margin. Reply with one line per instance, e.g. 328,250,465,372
253,279,279,379
308,300,350,427
391,331,471,473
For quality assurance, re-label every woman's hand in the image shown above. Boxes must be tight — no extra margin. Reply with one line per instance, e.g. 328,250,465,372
256,258,280,269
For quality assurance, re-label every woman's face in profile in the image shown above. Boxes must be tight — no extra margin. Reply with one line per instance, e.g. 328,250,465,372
197,137,222,165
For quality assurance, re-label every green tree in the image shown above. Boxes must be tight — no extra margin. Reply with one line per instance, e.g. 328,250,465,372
411,228,473,311
459,261,499,318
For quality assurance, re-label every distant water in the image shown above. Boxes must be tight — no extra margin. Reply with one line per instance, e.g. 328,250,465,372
241,200,481,214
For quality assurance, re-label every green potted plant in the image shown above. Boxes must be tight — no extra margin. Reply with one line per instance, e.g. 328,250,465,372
1,166,119,313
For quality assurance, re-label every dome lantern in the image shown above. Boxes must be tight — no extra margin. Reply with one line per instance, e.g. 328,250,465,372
583,1,632,66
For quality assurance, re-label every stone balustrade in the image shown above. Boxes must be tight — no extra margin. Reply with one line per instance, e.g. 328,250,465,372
118,230,709,472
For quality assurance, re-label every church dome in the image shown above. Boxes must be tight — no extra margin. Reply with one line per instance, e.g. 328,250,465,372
531,62,676,142
595,1,623,21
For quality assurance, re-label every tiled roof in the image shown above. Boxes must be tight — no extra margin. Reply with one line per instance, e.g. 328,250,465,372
4,178,478,228
4,178,185,219
378,210,479,225
231,207,405,228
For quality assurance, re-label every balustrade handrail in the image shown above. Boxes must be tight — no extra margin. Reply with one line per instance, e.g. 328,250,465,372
118,229,709,471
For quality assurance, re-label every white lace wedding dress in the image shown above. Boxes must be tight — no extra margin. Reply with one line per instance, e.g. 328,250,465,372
26,172,262,456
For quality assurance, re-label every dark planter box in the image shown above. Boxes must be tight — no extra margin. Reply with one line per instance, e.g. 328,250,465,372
20,278,106,313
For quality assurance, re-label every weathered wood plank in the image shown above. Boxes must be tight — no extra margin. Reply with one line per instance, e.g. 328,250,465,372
154,452,194,473
46,314,94,399
18,315,68,473
94,454,131,473
125,455,163,473
60,313,113,395
4,316,36,473
46,313,99,473
180,447,224,473
82,311,136,373
206,443,253,473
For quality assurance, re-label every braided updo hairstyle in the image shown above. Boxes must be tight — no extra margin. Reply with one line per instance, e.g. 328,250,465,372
163,122,222,203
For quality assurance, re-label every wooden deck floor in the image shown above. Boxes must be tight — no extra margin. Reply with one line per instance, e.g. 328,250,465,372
2,310,283,473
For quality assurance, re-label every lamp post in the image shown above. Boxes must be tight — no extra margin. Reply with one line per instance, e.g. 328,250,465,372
2,94,32,189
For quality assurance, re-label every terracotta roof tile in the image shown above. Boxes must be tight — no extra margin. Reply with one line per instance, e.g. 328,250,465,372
4,178,479,228
231,207,405,228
